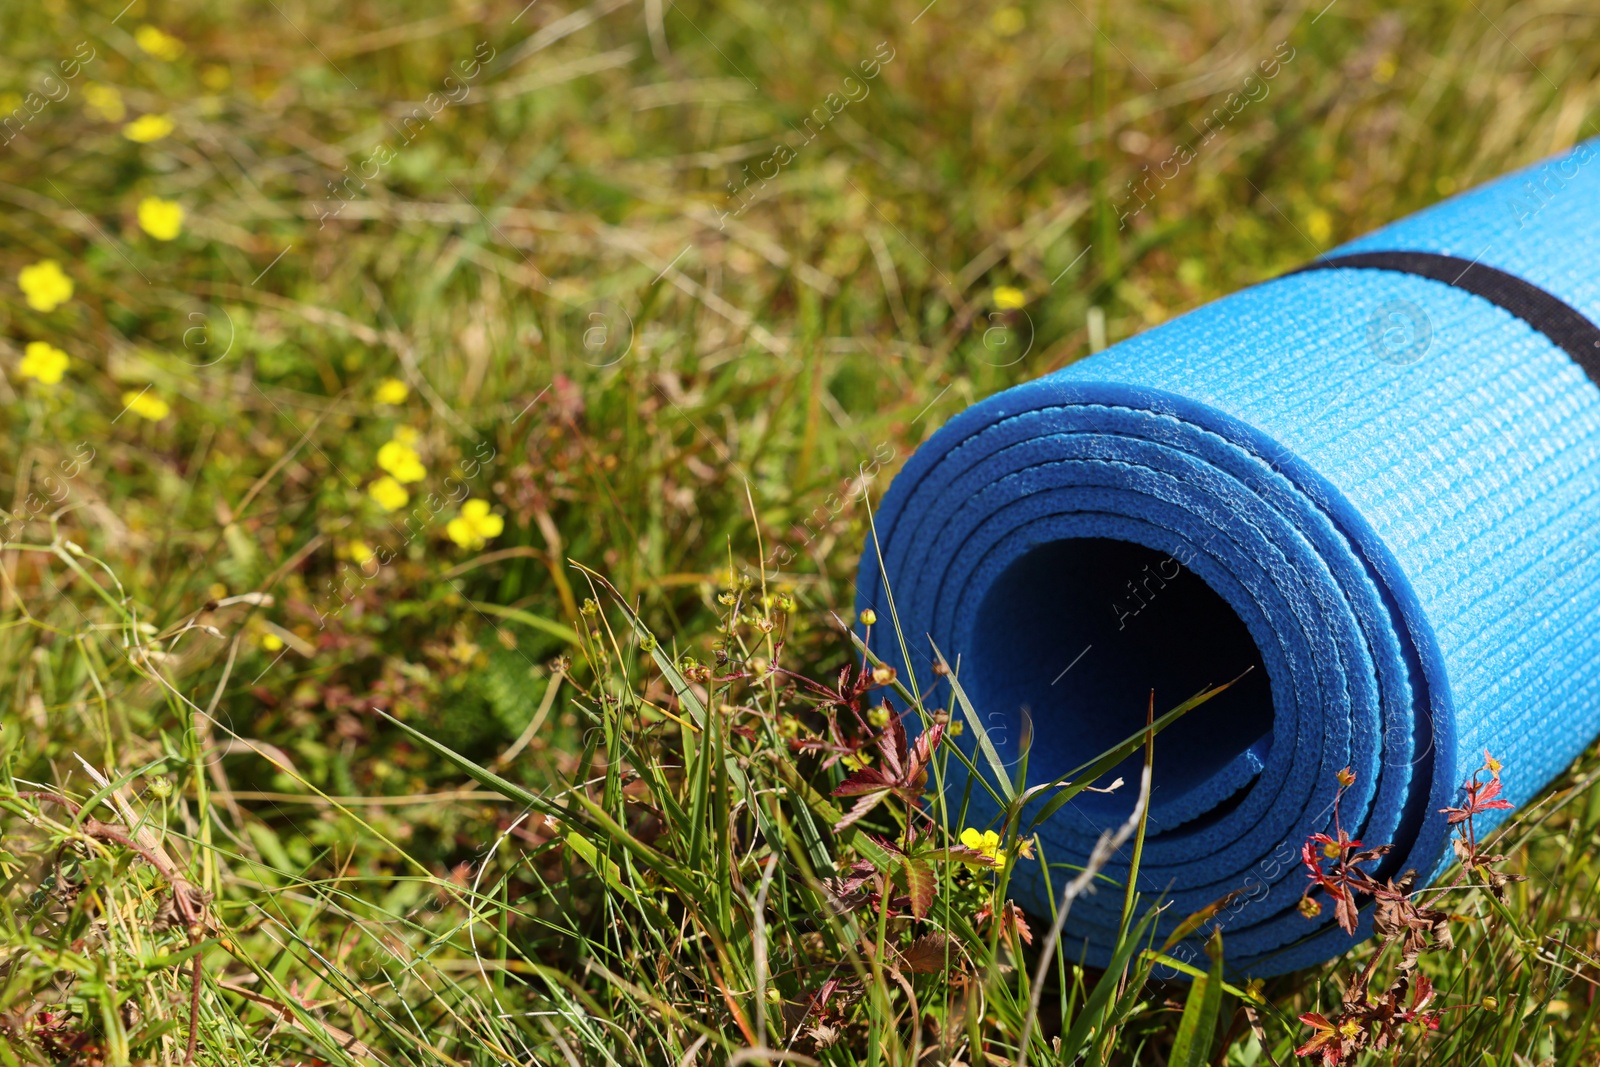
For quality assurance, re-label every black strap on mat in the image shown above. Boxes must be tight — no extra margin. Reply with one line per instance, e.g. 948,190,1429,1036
1291,250,1600,380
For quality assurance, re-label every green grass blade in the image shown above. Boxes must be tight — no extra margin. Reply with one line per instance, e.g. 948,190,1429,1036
374,708,563,819
467,600,584,646
928,639,1016,803
1026,674,1245,831
1168,930,1226,1067
1057,907,1159,1061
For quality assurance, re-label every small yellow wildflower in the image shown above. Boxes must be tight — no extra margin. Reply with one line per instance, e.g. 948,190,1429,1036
345,539,375,567
18,341,69,385
858,608,877,626
867,704,890,728
1335,766,1356,788
200,64,232,91
992,285,1027,309
1484,749,1502,777
1306,208,1333,245
259,632,284,652
18,260,73,312
83,82,126,121
840,751,872,772
376,439,426,483
123,113,175,143
990,6,1025,36
959,827,1005,869
138,197,184,241
122,389,171,421
446,498,504,550
368,476,409,511
135,25,186,61
374,377,409,405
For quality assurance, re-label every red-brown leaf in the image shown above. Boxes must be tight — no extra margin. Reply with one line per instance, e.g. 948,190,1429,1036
902,857,936,919
898,932,956,974
832,791,887,832
831,767,893,797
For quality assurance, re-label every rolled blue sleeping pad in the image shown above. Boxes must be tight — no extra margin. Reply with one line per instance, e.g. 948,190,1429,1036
854,137,1600,975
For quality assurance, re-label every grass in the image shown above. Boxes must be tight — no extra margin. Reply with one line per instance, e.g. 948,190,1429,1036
3,0,1600,1062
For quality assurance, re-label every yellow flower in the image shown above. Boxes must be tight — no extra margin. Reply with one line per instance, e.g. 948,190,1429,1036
1306,208,1333,245
368,476,409,511
259,632,284,652
840,751,872,772
123,113,174,143
858,608,877,626
990,6,1025,36
135,25,186,61
122,389,171,421
200,64,231,91
374,377,409,405
18,341,69,385
376,439,426,483
138,197,184,241
83,82,126,122
18,260,74,312
345,539,375,567
446,498,504,550
959,827,1005,869
867,704,890,728
992,285,1027,310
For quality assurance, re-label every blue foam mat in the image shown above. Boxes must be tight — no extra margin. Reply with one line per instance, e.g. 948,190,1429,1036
854,138,1600,975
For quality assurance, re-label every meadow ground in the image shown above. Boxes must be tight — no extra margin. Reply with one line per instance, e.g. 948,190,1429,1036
3,0,1600,1064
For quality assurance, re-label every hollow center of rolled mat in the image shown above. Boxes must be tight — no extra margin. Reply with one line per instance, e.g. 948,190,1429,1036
967,537,1275,821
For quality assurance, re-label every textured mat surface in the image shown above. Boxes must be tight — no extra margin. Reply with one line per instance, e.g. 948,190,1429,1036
854,137,1600,974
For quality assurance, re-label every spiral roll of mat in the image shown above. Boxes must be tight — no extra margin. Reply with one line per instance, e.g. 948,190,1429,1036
854,137,1600,974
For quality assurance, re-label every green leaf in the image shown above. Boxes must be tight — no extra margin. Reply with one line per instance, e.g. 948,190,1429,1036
1169,930,1226,1067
